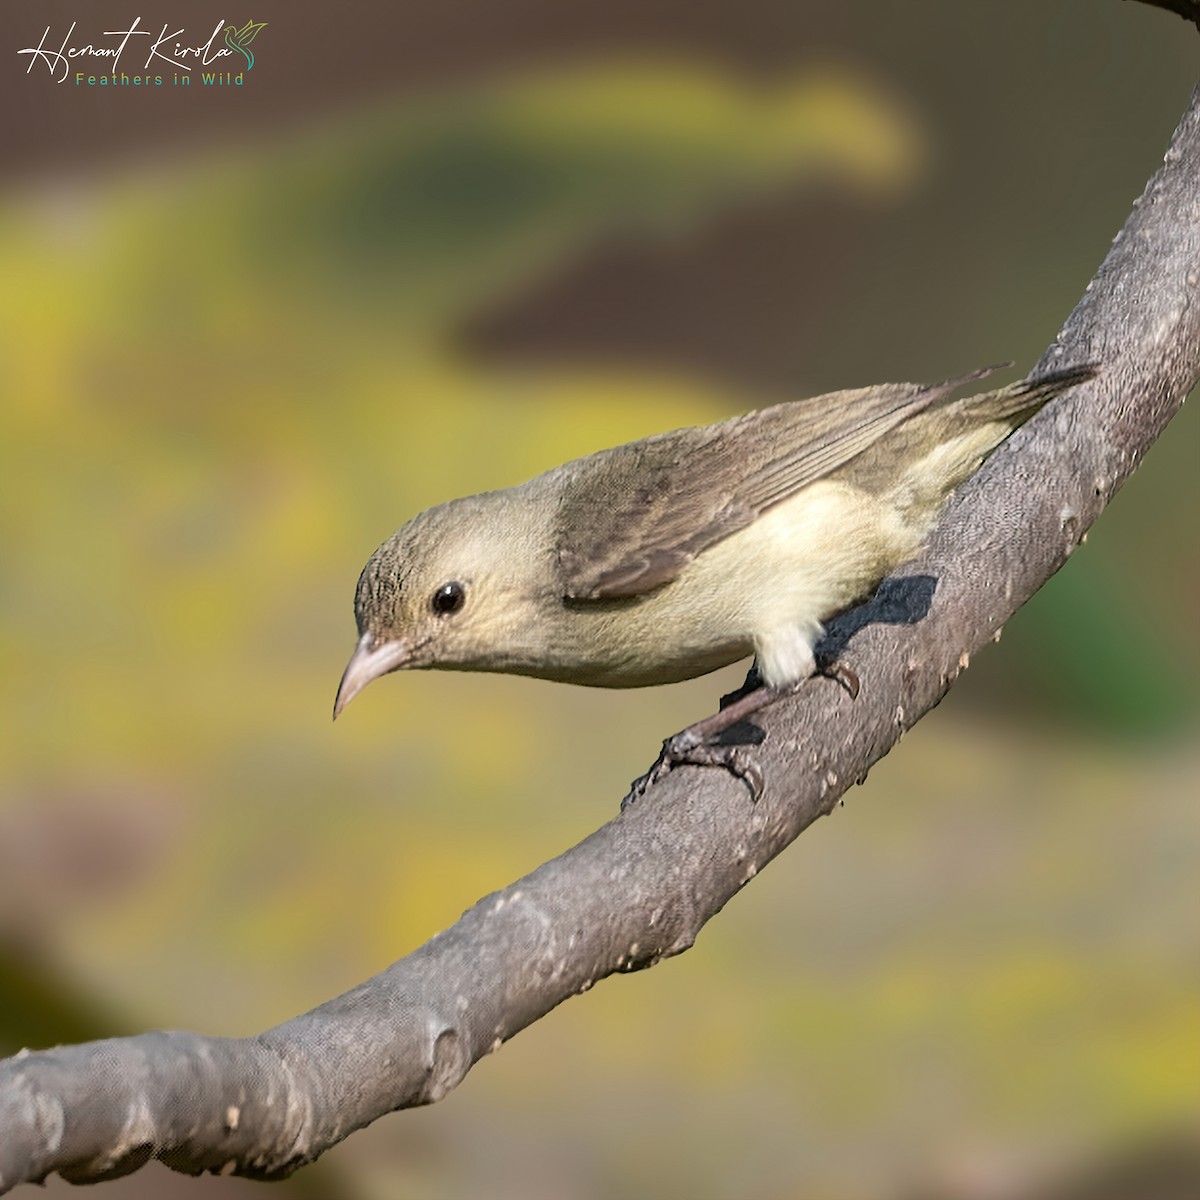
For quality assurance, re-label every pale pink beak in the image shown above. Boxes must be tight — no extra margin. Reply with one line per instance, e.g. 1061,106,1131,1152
333,634,413,719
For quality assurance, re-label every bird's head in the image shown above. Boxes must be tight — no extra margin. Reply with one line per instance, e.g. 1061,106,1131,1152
333,493,545,717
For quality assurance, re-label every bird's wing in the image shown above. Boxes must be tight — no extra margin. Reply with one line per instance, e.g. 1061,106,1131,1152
554,367,1000,600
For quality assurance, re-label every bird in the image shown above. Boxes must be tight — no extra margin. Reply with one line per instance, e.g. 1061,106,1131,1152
334,363,1095,800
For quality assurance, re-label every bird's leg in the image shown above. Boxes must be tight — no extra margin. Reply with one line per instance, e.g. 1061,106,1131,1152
623,677,797,809
623,655,859,808
718,663,763,709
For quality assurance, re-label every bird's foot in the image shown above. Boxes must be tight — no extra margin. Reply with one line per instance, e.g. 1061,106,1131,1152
621,658,860,809
817,658,860,699
622,679,793,809
623,730,765,810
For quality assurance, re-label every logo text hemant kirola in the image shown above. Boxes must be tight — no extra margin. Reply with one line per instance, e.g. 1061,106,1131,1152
16,17,267,86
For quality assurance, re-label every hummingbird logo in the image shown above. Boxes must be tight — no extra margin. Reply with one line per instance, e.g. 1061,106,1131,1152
223,19,267,70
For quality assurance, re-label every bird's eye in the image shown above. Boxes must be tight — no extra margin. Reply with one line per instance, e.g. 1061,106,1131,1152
431,581,466,616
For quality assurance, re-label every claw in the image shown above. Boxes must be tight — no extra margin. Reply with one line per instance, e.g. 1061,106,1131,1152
819,659,860,699
622,664,850,809
623,733,765,809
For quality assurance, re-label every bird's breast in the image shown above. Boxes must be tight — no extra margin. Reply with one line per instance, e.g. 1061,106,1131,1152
492,481,920,689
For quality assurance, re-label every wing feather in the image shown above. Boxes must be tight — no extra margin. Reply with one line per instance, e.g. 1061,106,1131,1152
554,367,1000,600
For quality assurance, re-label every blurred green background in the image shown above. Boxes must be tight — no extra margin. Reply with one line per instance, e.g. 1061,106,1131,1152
1,1,1197,1198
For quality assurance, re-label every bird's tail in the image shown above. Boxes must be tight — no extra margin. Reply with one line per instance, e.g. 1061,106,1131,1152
952,363,1098,423
882,362,1098,530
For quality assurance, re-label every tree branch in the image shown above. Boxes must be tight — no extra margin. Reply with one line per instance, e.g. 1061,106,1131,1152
1126,0,1200,31
2,71,1198,1200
